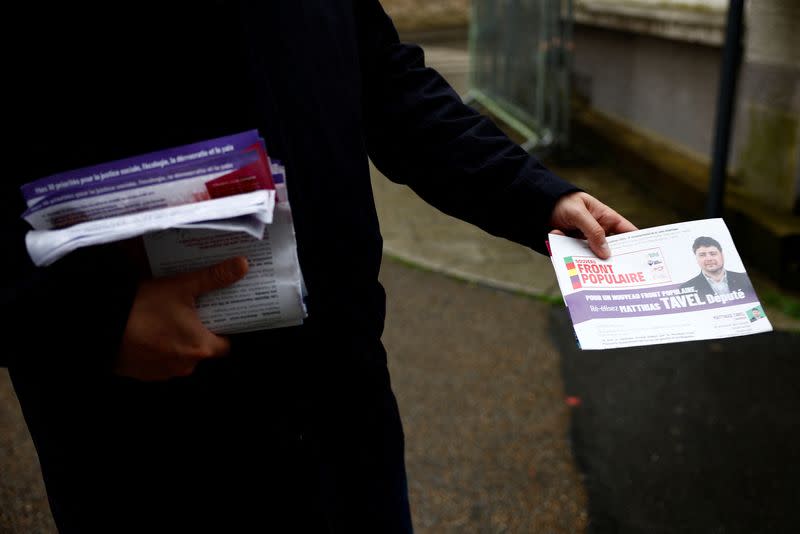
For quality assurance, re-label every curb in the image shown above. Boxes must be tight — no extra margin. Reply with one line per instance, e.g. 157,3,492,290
383,247,563,305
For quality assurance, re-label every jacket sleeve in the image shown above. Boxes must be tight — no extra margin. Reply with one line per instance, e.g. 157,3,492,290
0,190,138,373
354,0,579,253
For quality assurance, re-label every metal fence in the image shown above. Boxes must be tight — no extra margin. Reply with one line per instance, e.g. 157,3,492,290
466,0,573,153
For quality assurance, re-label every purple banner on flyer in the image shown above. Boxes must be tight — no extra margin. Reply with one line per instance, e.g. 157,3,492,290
21,130,262,201
23,149,262,218
564,281,759,325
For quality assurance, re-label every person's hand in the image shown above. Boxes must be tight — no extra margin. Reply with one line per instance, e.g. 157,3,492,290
115,256,249,381
549,192,637,259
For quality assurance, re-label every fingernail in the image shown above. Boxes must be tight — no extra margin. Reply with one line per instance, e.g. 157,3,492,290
231,257,249,276
600,242,610,255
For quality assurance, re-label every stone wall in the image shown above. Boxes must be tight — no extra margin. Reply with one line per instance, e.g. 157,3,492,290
381,0,470,32
733,0,800,213
573,0,799,214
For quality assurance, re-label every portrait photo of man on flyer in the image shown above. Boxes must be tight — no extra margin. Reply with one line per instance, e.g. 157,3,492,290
681,236,753,298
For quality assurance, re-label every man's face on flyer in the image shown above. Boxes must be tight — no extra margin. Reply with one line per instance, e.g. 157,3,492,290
695,246,724,276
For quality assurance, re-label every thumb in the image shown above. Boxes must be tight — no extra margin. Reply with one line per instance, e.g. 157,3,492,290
180,256,249,296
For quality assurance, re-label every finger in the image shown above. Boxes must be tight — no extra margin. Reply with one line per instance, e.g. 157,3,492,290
181,256,249,296
204,334,232,359
590,201,638,235
186,334,231,361
572,208,610,259
607,215,638,234
550,229,566,236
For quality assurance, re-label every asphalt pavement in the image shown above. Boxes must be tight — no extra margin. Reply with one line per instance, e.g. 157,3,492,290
3,256,798,533
383,259,588,533
552,308,800,534
0,372,54,533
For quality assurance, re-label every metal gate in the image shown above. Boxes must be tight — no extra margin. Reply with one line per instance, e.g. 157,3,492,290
466,0,573,153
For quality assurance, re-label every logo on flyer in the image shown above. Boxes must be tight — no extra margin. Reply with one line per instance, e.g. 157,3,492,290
563,247,672,290
564,256,582,289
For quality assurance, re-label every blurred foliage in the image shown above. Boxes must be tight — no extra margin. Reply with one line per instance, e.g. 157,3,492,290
761,290,800,320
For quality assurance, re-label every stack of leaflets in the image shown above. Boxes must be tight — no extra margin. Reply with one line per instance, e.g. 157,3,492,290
548,219,772,350
20,131,307,334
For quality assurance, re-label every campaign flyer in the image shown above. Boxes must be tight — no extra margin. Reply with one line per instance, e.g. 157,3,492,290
549,219,772,350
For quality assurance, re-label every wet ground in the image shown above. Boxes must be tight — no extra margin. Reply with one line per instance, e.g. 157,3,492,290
383,260,588,533
4,260,797,533
552,308,800,533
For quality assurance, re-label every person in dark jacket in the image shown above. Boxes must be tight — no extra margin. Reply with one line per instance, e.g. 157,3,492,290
2,3,635,533
680,236,753,298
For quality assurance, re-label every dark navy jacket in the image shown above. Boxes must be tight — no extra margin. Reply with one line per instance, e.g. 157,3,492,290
3,2,576,532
